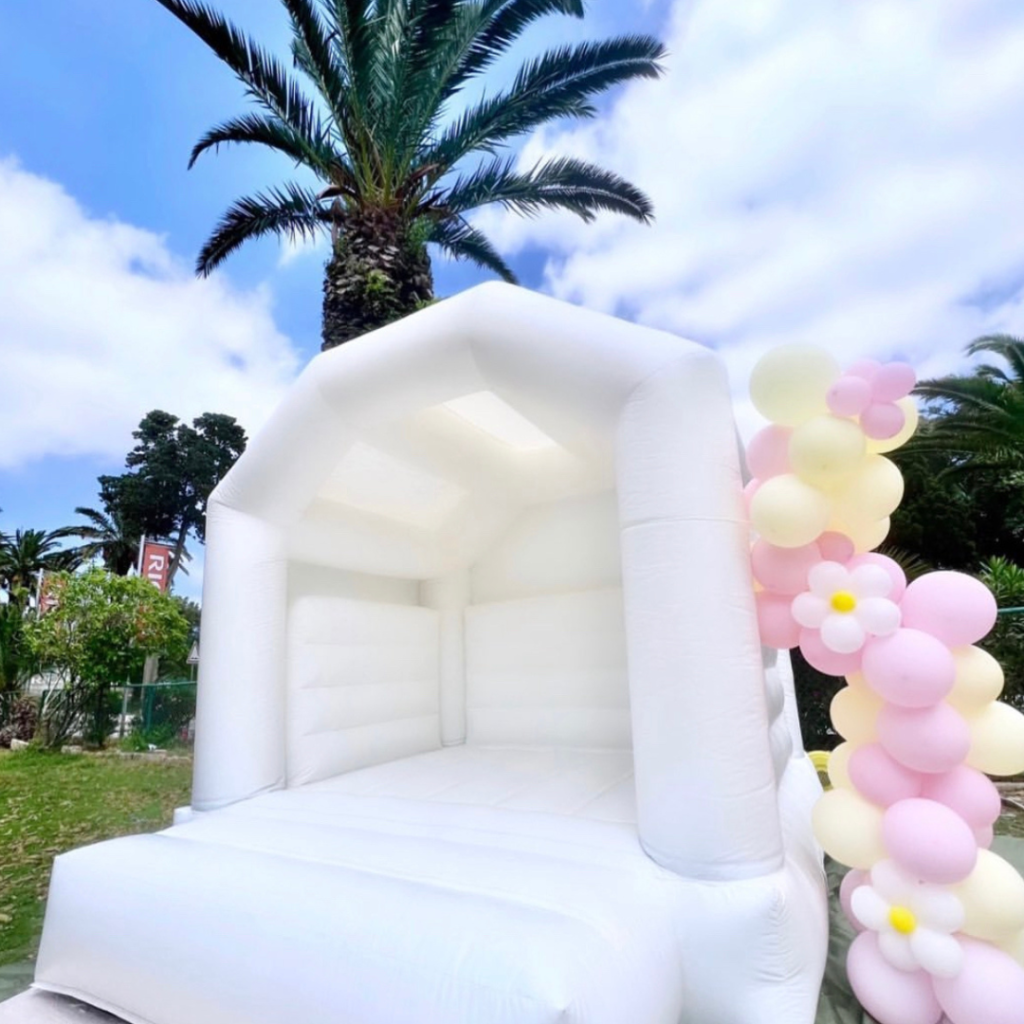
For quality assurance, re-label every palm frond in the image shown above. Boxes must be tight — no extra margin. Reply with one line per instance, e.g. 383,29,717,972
196,183,326,275
966,334,1024,387
456,0,584,85
424,34,666,168
280,0,348,116
907,334,1024,478
915,376,1014,419
70,507,114,537
440,155,654,223
189,113,340,174
429,217,517,282
155,0,322,143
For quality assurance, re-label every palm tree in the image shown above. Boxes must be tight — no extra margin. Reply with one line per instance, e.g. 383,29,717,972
913,335,1024,475
153,0,665,349
0,528,83,606
69,507,141,576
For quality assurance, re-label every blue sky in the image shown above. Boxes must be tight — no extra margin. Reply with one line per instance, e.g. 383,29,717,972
3,0,1024,599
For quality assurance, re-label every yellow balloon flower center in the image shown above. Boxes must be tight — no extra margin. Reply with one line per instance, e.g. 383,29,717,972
889,906,916,935
830,590,857,613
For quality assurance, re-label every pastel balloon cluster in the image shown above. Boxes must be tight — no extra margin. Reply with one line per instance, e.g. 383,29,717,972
747,346,1024,1024
827,359,917,441
747,345,918,555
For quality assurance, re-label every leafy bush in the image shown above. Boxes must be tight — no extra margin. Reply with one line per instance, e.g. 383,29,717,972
976,557,1024,711
979,556,1024,606
119,721,180,752
26,570,189,748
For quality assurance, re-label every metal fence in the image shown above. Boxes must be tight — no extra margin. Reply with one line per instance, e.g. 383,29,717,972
120,680,198,747
0,680,197,747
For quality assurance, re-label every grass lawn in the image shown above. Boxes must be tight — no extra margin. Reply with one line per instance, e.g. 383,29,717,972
0,749,192,967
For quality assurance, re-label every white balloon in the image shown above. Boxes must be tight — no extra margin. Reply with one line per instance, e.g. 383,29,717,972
792,592,828,628
858,597,901,636
821,615,866,654
808,560,850,596
850,564,893,599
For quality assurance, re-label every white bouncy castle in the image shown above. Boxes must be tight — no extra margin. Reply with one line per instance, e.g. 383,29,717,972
34,284,828,1024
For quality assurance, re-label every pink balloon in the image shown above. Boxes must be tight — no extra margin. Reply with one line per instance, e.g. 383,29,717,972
882,798,978,884
840,868,869,931
933,938,1024,1024
848,553,907,601
874,361,917,402
828,376,873,416
751,539,822,594
848,932,944,1024
756,591,801,648
848,359,883,384
861,401,906,440
818,531,856,563
901,572,998,648
975,824,995,849
849,744,924,807
799,628,864,676
878,703,971,774
862,629,956,708
920,766,1002,829
746,425,792,480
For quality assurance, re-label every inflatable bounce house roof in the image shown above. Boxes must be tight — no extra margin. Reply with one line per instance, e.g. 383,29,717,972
34,284,826,1024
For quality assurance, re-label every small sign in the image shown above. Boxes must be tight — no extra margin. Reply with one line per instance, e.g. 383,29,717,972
141,540,174,593
186,642,200,666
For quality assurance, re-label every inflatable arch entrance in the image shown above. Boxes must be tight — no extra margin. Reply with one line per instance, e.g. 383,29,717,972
35,284,827,1024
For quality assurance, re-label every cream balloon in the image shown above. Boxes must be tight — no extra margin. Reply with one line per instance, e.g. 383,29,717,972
842,516,891,554
866,398,919,454
954,849,1024,941
789,415,867,487
831,685,883,745
827,741,856,790
998,929,1024,968
948,646,1005,714
965,701,1024,776
831,456,905,523
750,474,832,548
812,788,886,869
750,345,841,427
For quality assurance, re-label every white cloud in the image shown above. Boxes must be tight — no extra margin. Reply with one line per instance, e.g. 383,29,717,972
278,230,328,267
0,157,300,468
476,0,1024,434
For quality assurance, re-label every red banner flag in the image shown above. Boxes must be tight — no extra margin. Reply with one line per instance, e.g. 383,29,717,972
141,540,174,593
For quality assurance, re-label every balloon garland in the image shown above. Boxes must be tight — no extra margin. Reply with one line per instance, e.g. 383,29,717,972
746,345,1024,1024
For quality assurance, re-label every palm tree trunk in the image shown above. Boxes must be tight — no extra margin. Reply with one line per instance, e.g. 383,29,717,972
321,209,434,351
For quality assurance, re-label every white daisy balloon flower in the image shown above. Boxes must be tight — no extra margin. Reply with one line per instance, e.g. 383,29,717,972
791,560,900,654
850,860,965,978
